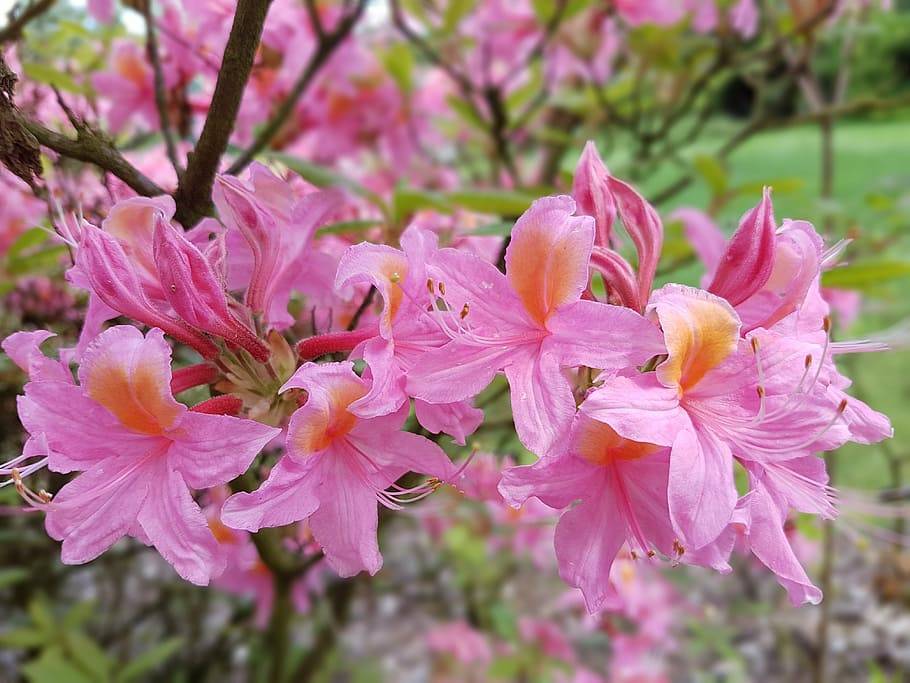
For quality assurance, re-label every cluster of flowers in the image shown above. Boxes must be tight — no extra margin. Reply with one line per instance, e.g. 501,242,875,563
0,143,891,611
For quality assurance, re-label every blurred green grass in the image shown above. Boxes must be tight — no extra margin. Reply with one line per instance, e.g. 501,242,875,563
644,117,910,491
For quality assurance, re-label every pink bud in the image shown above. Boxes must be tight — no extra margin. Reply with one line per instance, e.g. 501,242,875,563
589,246,641,310
171,363,218,395
606,177,663,308
707,187,776,307
153,216,269,362
572,142,617,249
79,226,218,358
189,394,244,416
213,176,280,317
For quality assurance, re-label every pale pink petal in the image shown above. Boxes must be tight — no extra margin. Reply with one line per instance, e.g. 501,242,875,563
348,337,408,419
669,207,725,285
745,482,822,605
414,399,483,446
668,428,737,550
347,430,455,483
581,373,689,447
18,383,156,472
505,195,594,325
408,342,517,404
504,350,577,456
168,412,280,490
546,299,665,369
499,452,598,510
137,462,225,585
554,484,625,613
46,456,153,564
2,330,72,383
221,456,322,532
308,455,382,577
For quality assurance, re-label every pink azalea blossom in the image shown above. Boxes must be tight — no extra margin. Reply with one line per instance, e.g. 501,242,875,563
9,325,279,584
409,195,665,455
212,164,341,329
221,361,456,577
330,225,482,444
426,620,494,665
501,406,730,612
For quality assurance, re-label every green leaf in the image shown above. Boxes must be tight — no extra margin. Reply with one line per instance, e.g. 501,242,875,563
443,0,477,31
65,631,112,682
445,189,537,216
27,596,56,634
118,638,184,683
0,627,48,649
22,647,95,683
471,221,514,236
317,219,384,236
822,260,910,290
0,567,30,589
736,177,805,196
381,43,415,93
63,602,95,629
446,94,487,133
267,153,388,214
7,227,50,258
21,63,86,95
693,155,728,198
7,246,69,276
393,187,452,222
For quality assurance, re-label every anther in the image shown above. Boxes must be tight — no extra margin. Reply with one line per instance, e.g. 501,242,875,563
757,385,765,398
460,303,469,320
426,278,434,294
438,281,446,296
804,355,813,369
647,550,656,558
630,550,639,560
750,337,760,354
823,316,831,333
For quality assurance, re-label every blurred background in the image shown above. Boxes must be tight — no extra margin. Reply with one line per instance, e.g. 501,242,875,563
1,0,909,681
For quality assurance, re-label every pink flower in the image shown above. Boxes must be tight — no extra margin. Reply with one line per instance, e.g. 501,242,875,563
409,195,664,455
518,617,576,662
573,143,664,312
221,361,456,577
66,196,267,360
91,41,160,134
330,225,482,444
212,165,340,329
11,325,279,584
500,406,729,612
426,621,493,665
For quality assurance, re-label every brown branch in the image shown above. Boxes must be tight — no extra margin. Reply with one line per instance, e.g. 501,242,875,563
227,0,367,176
0,0,56,45
142,0,182,176
23,116,167,196
174,0,273,227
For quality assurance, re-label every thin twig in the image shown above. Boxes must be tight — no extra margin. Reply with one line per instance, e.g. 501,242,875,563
142,0,183,176
0,0,56,45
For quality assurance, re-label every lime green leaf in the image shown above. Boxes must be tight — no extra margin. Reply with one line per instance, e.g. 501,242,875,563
0,567,30,589
22,648,95,683
7,245,69,276
381,43,415,93
0,627,47,649
693,155,728,197
393,187,451,221
27,596,55,634
822,260,910,290
65,631,112,682
267,153,388,214
446,94,487,133
445,189,537,216
443,0,477,31
472,221,514,236
317,219,384,236
22,63,86,95
119,638,184,683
